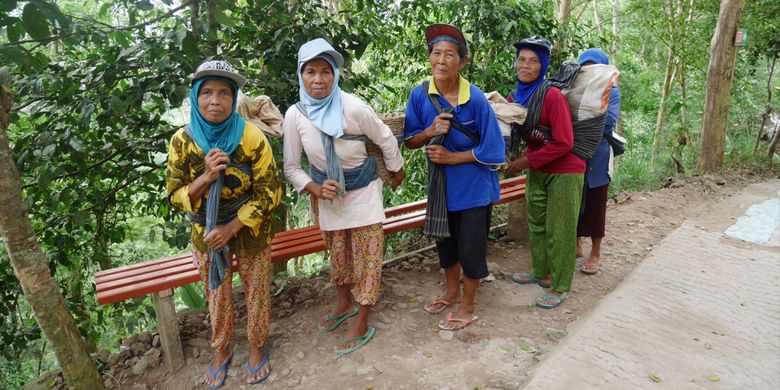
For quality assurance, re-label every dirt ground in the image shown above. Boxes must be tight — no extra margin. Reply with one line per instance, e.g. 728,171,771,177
108,171,772,390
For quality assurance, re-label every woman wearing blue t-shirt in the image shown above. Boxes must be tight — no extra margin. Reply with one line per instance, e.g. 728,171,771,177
404,24,505,331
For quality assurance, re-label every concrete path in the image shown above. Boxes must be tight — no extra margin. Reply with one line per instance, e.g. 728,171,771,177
523,180,780,389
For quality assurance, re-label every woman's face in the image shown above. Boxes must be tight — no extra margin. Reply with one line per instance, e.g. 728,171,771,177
429,41,465,83
301,58,335,99
197,79,234,123
515,48,542,84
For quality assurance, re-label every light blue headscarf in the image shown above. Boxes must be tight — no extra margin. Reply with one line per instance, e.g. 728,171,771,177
297,38,344,138
188,77,245,155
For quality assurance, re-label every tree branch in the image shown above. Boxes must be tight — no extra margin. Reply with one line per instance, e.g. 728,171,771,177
5,1,196,46
21,124,182,189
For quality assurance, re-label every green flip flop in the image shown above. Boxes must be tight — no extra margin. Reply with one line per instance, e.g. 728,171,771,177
335,326,376,357
535,293,567,309
511,272,551,288
317,305,359,332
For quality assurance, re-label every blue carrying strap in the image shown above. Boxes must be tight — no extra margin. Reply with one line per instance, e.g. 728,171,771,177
183,125,232,291
294,103,378,195
421,80,481,145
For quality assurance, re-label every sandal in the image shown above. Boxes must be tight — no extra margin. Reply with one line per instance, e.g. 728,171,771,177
437,312,478,331
335,327,376,357
317,305,359,332
245,345,271,385
580,263,600,275
535,293,567,309
424,298,457,314
511,272,551,288
206,353,233,389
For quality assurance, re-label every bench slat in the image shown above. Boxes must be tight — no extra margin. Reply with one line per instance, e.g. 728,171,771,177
96,177,527,305
95,253,194,279
96,258,195,284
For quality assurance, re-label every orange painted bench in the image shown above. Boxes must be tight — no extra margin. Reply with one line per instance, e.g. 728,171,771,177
94,175,525,370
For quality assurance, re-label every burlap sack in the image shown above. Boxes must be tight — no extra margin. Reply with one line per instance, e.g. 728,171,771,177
236,92,284,139
484,91,527,137
563,64,619,122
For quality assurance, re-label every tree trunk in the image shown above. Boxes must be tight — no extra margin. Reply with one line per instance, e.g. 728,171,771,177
0,87,104,388
189,0,199,43
768,121,780,159
206,0,219,56
754,56,776,153
699,0,745,172
678,60,688,131
650,45,677,173
610,0,619,59
554,0,573,56
593,0,604,36
556,0,572,24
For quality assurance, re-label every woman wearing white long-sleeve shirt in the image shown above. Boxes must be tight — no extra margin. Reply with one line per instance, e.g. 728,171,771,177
283,38,404,357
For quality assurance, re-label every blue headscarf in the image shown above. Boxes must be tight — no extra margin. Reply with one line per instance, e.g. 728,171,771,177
514,46,550,107
188,76,245,155
297,39,344,138
579,48,609,65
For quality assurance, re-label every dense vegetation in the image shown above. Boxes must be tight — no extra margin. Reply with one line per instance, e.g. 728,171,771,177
0,0,777,387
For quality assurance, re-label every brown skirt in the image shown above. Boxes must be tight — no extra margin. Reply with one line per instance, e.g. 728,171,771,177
577,184,609,238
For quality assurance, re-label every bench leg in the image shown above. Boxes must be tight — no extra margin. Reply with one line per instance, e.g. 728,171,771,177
152,289,184,371
507,199,530,242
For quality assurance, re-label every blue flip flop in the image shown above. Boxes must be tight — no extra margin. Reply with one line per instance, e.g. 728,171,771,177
245,345,271,385
335,326,376,357
206,353,233,389
512,272,551,288
317,305,359,332
535,293,567,309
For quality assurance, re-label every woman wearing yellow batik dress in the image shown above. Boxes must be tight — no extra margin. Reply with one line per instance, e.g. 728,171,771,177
166,60,281,388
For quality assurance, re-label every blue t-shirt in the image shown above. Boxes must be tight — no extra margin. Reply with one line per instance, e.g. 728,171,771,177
404,78,506,211
587,85,621,189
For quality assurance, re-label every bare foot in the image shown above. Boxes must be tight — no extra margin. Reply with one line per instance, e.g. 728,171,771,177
424,292,461,314
535,291,568,309
245,344,270,384
338,322,370,351
319,304,355,329
580,256,600,275
438,304,476,331
205,348,232,387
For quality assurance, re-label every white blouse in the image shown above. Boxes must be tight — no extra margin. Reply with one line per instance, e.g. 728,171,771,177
283,92,404,231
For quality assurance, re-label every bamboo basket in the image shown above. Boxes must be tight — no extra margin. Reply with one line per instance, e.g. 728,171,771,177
368,111,406,186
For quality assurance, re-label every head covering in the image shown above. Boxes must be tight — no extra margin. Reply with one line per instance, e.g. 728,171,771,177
579,48,609,65
297,38,344,138
513,36,552,55
188,60,246,155
513,43,551,107
193,60,247,89
425,24,468,56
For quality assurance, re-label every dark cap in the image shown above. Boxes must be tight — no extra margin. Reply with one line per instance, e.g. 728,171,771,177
425,24,468,52
513,36,552,54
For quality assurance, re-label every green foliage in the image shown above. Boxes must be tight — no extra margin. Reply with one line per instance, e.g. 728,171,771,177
178,284,205,309
743,0,780,64
1,0,777,387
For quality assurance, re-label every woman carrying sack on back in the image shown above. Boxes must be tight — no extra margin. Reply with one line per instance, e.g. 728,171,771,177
504,37,585,309
575,48,622,275
166,60,282,388
283,38,404,356
404,24,505,331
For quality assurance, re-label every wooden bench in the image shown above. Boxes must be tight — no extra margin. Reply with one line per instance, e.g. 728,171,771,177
94,175,525,370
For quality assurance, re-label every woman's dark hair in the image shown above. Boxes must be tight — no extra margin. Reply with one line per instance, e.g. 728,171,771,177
427,36,468,59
